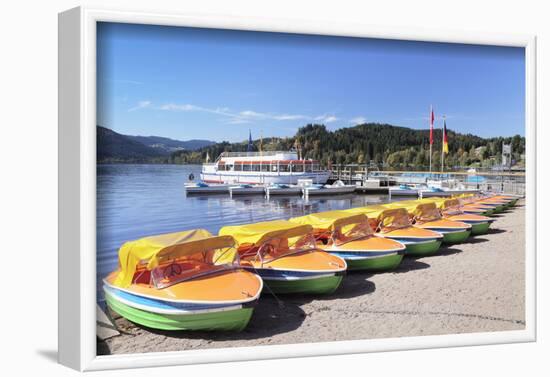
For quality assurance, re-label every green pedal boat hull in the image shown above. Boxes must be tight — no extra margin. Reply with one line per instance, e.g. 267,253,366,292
442,230,471,244
345,253,403,272
263,274,343,295
484,209,495,216
105,292,254,332
403,240,442,257
470,222,491,235
491,205,506,213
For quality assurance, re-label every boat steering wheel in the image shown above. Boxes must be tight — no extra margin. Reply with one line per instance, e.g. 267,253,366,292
163,262,182,279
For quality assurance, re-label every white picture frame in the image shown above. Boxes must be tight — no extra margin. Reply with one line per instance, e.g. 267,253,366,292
58,6,537,371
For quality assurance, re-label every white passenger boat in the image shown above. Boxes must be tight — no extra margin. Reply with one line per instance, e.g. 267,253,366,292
200,151,331,185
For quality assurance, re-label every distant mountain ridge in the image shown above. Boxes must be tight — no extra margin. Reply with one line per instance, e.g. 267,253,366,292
126,134,215,153
97,126,215,163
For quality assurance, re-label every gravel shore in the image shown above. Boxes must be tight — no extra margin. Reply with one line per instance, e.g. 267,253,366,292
99,201,525,355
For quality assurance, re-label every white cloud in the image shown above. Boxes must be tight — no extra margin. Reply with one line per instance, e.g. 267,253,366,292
349,116,367,124
313,114,339,123
239,110,264,118
158,103,202,112
323,115,339,123
130,101,340,125
237,110,309,122
128,100,151,112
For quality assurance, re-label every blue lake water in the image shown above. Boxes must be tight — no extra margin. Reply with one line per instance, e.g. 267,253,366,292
96,164,391,301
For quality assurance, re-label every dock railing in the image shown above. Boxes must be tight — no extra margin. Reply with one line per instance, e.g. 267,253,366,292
329,165,525,195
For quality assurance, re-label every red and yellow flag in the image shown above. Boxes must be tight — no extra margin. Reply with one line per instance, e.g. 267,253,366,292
442,120,449,154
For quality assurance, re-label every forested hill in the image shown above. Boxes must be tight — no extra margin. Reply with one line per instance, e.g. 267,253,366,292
169,123,525,169
97,126,215,163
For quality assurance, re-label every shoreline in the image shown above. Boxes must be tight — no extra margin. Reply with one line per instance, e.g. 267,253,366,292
99,201,525,355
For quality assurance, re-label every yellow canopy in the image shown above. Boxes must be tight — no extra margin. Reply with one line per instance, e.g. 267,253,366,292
341,205,411,231
382,200,440,222
289,210,368,232
439,198,460,210
219,220,312,246
342,205,389,219
113,229,236,288
453,192,477,201
382,199,436,212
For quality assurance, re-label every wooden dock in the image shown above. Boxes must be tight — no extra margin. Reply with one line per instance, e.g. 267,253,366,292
354,186,389,194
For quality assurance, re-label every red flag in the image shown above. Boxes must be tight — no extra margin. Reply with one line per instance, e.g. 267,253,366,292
429,106,434,145
443,119,449,154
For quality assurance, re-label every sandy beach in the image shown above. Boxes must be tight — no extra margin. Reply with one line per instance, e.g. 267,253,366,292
98,201,525,355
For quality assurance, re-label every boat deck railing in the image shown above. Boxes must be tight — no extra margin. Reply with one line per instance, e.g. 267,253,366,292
219,151,298,158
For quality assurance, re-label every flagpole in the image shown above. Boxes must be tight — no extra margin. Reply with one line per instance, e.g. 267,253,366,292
441,115,446,175
429,142,432,175
429,105,433,176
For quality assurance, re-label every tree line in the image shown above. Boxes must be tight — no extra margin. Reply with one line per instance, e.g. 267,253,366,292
166,123,525,170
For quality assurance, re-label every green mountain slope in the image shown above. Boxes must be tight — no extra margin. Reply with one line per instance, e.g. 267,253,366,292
97,126,167,162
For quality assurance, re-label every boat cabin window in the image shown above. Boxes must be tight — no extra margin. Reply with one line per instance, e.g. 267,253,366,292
312,164,320,171
331,222,372,246
243,164,252,171
234,163,242,171
261,164,270,172
292,163,304,172
149,246,237,289
378,211,412,232
240,234,317,264
271,165,278,172
252,164,261,172
279,164,289,172
305,163,313,172
414,206,441,223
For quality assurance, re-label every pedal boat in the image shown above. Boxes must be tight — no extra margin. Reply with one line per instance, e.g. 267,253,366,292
494,195,519,207
421,198,494,235
103,229,263,331
289,211,406,271
461,203,496,216
219,220,347,295
344,205,443,256
474,199,507,213
478,195,517,209
466,194,512,213
387,201,472,244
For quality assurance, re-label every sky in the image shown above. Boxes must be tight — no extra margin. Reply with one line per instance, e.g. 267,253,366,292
97,22,525,143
